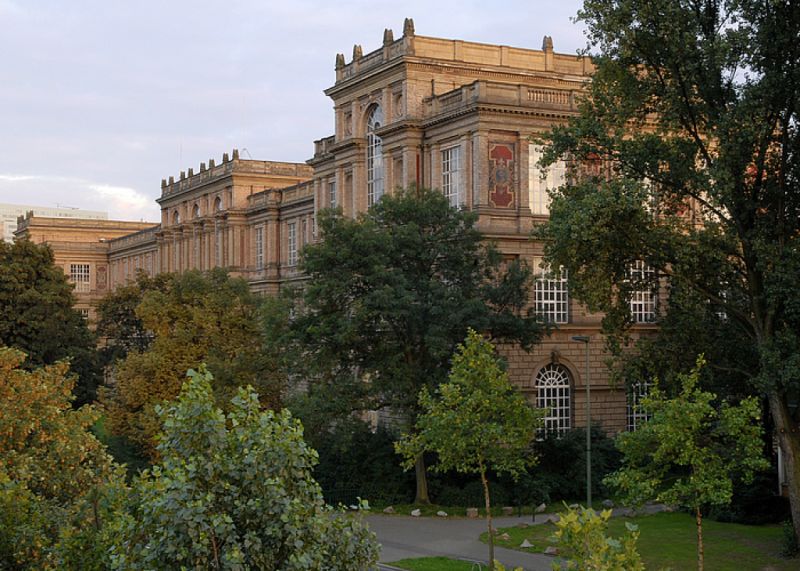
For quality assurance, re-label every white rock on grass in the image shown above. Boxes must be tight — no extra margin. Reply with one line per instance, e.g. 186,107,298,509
520,539,533,549
410,508,421,517
436,510,448,517
383,506,395,514
535,503,547,513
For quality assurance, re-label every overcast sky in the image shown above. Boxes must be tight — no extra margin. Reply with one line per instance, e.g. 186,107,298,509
0,0,586,221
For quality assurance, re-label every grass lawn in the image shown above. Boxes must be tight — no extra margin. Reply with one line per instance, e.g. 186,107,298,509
389,556,478,570
483,511,797,570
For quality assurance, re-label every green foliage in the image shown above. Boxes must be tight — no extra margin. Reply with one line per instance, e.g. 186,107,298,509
536,0,800,538
291,189,543,502
100,269,284,458
781,520,800,558
551,507,645,571
605,357,769,569
0,239,100,405
397,330,542,570
113,367,378,570
605,357,768,511
397,330,541,479
0,347,125,569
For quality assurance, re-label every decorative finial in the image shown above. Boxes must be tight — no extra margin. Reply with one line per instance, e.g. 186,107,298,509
403,18,415,37
335,53,345,69
200,162,206,172
169,176,174,185
161,178,167,187
223,152,229,162
542,35,553,51
180,171,186,180
209,158,215,168
383,28,394,46
353,44,363,60
188,167,194,177
232,148,240,160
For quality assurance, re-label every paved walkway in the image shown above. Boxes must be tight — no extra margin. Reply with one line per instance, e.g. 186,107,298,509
367,505,667,570
367,513,557,571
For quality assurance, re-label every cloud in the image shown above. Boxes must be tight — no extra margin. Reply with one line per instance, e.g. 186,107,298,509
0,173,160,222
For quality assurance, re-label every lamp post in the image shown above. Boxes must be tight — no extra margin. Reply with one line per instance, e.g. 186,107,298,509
572,335,591,508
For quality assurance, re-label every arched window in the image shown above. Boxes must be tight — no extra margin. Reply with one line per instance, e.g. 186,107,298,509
192,203,200,218
366,105,384,206
214,196,223,212
536,364,572,436
172,210,181,226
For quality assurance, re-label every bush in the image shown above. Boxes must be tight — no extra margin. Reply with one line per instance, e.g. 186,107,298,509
708,469,789,525
781,519,800,558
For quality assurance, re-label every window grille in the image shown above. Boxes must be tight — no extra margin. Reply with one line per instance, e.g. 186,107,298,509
366,105,384,206
69,264,90,293
627,381,651,431
628,261,657,322
329,180,337,208
534,260,569,323
536,364,572,436
255,226,264,270
215,221,222,267
287,222,297,266
442,146,462,207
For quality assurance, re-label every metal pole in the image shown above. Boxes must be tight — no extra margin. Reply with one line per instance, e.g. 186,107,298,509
572,335,591,508
585,339,591,508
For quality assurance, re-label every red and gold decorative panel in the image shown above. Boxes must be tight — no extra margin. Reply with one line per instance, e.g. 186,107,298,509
488,142,515,208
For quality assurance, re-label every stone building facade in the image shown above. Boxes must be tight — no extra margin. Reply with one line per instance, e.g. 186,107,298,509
19,21,660,434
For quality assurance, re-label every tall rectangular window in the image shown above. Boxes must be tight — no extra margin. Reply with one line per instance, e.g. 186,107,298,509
69,264,90,293
534,259,569,323
441,146,462,207
629,260,657,322
301,219,307,247
328,180,337,209
627,381,650,431
255,226,264,270
287,222,297,267
529,145,566,215
215,221,222,267
145,254,153,275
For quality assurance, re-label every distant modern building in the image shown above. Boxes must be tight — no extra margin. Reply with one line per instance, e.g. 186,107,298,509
16,20,659,433
0,203,107,242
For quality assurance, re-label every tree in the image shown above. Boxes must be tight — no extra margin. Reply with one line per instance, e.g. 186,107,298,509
604,357,768,571
100,269,283,458
538,0,800,541
290,188,543,504
112,368,379,571
0,347,124,569
396,330,542,570
0,239,100,404
550,506,645,571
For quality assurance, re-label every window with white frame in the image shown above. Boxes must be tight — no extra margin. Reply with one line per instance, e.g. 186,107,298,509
628,260,657,323
287,222,297,266
215,221,222,267
536,364,572,436
529,145,566,215
534,259,569,323
255,226,264,270
329,180,337,209
441,145,462,207
627,381,651,431
366,105,384,206
78,308,90,321
69,264,90,293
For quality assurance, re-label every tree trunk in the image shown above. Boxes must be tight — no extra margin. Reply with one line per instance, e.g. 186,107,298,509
481,468,495,571
768,392,800,545
695,505,704,571
414,453,430,505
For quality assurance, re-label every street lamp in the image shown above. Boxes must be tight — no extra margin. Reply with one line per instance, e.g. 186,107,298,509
572,335,591,508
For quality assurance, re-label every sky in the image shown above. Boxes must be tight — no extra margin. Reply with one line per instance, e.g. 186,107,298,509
0,0,586,222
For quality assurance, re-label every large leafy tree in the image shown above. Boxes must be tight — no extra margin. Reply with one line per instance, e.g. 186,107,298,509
290,188,543,504
0,239,100,404
112,368,379,571
0,347,124,569
539,0,800,539
100,269,283,457
605,358,768,571
396,330,542,570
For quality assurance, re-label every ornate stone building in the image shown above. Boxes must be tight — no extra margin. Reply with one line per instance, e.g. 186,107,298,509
20,21,660,433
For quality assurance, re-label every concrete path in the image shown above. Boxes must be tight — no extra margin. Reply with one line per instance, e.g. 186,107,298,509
367,514,557,571
366,505,667,570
